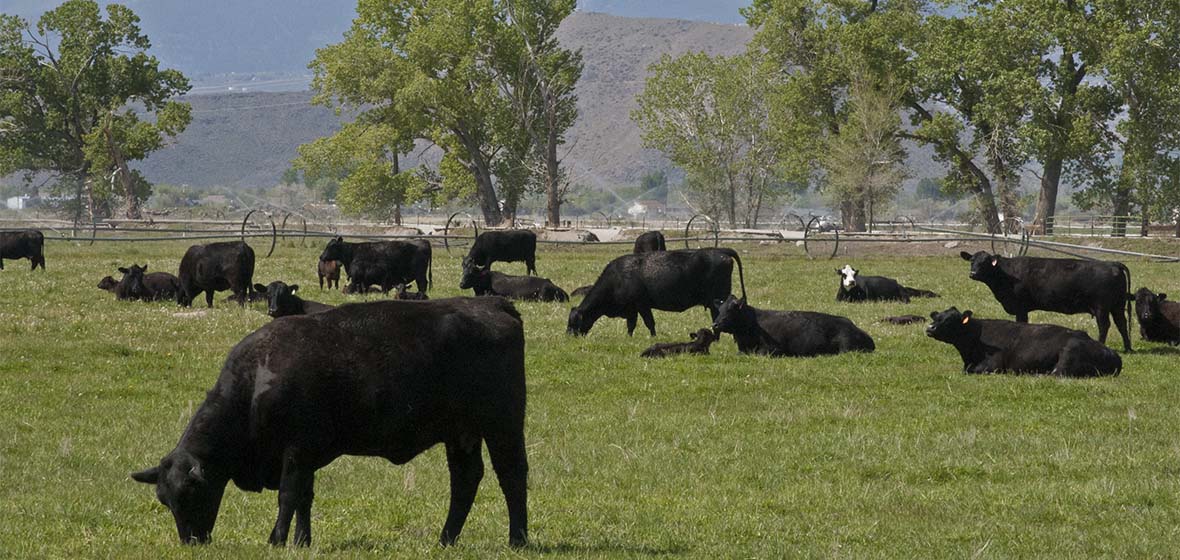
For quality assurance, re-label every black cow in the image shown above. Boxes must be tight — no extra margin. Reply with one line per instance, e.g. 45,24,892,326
131,298,528,547
640,328,718,358
98,276,119,293
1133,288,1180,345
960,251,1132,351
318,259,341,290
883,315,926,326
570,285,593,298
460,263,568,302
113,264,181,301
712,295,875,357
567,248,746,337
395,283,429,300
320,237,431,294
465,230,537,275
835,264,938,302
926,307,1121,377
178,242,256,308
0,229,45,270
633,231,666,253
255,281,335,318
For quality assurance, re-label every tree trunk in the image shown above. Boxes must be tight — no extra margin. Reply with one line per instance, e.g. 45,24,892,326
456,136,504,226
1032,157,1063,235
105,127,141,220
545,125,562,228
394,203,402,226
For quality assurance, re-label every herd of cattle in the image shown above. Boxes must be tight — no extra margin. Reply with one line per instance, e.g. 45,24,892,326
1,225,1173,548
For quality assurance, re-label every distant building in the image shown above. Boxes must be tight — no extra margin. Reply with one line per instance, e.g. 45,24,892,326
630,200,666,215
5,195,33,210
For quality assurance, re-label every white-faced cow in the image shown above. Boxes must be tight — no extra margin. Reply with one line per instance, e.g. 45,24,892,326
255,281,335,318
0,229,45,270
131,298,528,548
640,328,718,358
567,248,746,336
460,262,568,302
712,295,875,357
835,264,938,303
926,307,1121,377
960,251,1132,351
465,230,537,275
633,231,666,253
178,242,256,308
1133,288,1180,345
319,237,432,294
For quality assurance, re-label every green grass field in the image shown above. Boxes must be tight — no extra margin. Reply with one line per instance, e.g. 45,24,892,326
2,237,1180,558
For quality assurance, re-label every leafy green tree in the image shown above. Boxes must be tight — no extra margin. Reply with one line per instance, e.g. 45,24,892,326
633,52,807,228
639,170,669,203
0,0,190,220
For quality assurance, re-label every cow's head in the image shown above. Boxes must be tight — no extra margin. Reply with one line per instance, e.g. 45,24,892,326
926,307,975,341
319,237,346,263
690,328,718,347
98,275,119,292
131,449,227,545
459,261,491,291
960,251,1000,281
117,264,150,298
255,281,302,318
712,295,754,334
567,307,593,336
836,264,859,289
1134,287,1166,323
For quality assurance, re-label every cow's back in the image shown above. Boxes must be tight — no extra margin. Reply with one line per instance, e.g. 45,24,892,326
1001,258,1126,313
637,250,732,311
223,297,525,478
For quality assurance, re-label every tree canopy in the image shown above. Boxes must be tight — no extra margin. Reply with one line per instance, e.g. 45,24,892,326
0,0,190,220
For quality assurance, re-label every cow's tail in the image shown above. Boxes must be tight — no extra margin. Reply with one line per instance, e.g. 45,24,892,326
720,248,747,300
428,246,434,289
1119,262,1132,332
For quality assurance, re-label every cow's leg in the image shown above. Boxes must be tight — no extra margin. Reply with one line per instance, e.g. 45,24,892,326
1015,312,1029,323
486,430,529,548
416,273,429,294
626,313,638,336
204,289,215,308
1096,309,1111,345
233,286,247,307
440,436,484,547
526,257,536,276
318,274,324,290
0,258,5,270
639,308,657,337
1112,309,1133,352
270,450,315,547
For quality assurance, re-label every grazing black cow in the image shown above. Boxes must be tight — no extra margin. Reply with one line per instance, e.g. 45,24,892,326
567,248,746,337
98,276,119,293
254,281,335,318
178,242,256,308
570,285,593,298
883,315,926,326
835,264,938,302
320,237,431,294
465,230,537,275
633,231,666,253
131,298,527,547
394,283,429,300
1133,288,1180,345
317,259,341,290
640,328,718,358
712,295,875,357
460,263,568,302
960,251,1133,351
0,229,45,270
926,307,1121,377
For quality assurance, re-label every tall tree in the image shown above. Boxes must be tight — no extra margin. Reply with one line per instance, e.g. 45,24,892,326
633,52,805,228
0,0,190,220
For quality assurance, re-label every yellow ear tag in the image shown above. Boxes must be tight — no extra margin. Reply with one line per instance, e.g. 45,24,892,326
961,316,970,324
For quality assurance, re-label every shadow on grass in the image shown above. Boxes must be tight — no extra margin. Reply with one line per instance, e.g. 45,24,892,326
321,538,689,556
1135,346,1180,355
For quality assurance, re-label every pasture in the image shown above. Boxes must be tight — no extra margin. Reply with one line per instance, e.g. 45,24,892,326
3,237,1180,558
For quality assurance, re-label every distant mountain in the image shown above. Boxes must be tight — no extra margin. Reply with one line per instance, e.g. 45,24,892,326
576,1,751,24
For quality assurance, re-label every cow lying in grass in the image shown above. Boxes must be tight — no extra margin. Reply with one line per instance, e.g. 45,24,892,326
114,264,181,301
711,295,875,357
255,282,334,318
835,265,938,303
1133,288,1180,345
460,263,568,302
925,307,1121,377
640,328,718,358
395,283,429,300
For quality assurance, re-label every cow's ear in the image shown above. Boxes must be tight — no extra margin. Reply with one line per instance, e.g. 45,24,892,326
1160,293,1168,301
960,251,972,261
713,299,725,309
961,310,973,324
142,264,148,272
289,284,299,293
930,311,939,319
689,331,697,339
253,283,266,293
117,267,128,274
131,466,160,484
738,297,747,308
835,268,842,275
336,236,343,242
990,257,999,266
